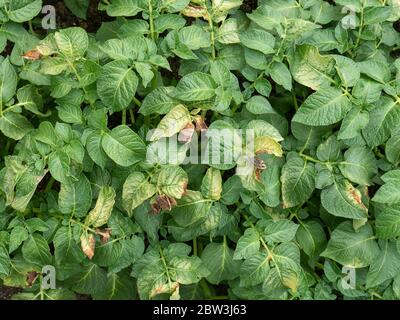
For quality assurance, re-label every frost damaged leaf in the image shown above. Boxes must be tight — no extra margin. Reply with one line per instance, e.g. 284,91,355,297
153,165,188,199
80,233,96,260
149,105,191,141
85,186,116,228
201,167,222,200
321,177,367,219
122,172,156,215
254,136,283,157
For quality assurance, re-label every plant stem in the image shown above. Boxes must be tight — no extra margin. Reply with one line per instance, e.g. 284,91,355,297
354,1,365,50
148,0,155,40
122,109,126,125
206,10,216,59
129,109,135,125
133,96,142,107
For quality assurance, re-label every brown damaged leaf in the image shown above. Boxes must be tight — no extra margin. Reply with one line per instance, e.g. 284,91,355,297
181,5,209,20
193,115,208,132
95,228,112,244
150,195,178,214
26,271,39,287
22,49,42,61
178,122,195,144
80,233,96,260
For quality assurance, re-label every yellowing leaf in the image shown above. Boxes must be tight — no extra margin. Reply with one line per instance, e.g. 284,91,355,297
149,105,192,141
254,136,283,157
85,186,116,228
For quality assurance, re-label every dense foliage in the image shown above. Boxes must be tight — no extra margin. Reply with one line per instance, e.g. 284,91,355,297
0,0,400,300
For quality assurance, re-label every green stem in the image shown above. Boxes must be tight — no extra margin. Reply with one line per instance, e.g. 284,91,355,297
159,247,173,292
209,19,216,59
28,20,36,35
133,96,142,107
354,1,365,50
148,0,155,40
122,109,126,125
129,109,135,125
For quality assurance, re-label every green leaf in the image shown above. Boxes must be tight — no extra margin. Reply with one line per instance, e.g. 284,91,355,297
53,226,84,264
366,240,400,288
139,87,179,116
246,95,275,114
376,204,400,239
105,0,144,16
22,234,52,266
72,262,107,296
58,173,92,217
293,88,352,126
0,112,33,140
363,96,400,147
269,61,292,91
386,130,400,164
290,45,335,90
64,0,90,19
233,228,260,260
48,150,71,183
173,72,217,101
281,153,315,208
85,186,116,228
0,58,18,107
54,27,89,57
9,226,28,253
102,125,146,167
97,60,138,112
321,177,367,219
239,29,275,54
8,0,42,23
322,222,379,268
339,146,377,186
295,220,327,261
263,220,299,244
372,170,400,204
201,242,241,284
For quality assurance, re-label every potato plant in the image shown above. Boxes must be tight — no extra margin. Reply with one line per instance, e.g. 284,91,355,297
0,0,400,300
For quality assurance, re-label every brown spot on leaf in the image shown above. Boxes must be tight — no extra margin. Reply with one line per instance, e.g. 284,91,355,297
150,195,178,214
80,233,96,260
22,49,42,61
26,272,39,287
178,123,195,144
193,115,208,132
95,228,112,245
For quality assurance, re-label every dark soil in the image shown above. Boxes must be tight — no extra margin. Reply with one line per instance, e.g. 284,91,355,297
0,286,22,300
41,0,112,33
240,0,258,13
394,20,400,32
